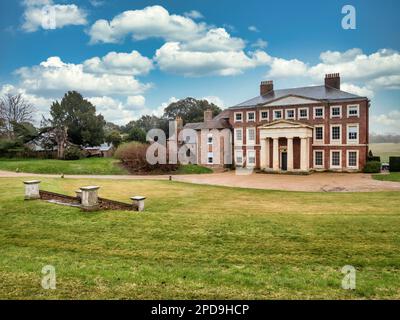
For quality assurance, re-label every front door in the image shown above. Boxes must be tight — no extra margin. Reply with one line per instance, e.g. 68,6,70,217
281,152,287,171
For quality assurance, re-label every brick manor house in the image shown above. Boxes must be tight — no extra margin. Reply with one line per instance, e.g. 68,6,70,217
184,73,370,172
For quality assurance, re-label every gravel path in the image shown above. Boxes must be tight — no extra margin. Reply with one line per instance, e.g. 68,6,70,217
1,170,399,192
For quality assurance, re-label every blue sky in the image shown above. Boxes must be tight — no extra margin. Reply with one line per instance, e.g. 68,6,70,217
0,0,399,133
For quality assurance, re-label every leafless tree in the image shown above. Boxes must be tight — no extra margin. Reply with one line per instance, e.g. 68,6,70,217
0,93,35,138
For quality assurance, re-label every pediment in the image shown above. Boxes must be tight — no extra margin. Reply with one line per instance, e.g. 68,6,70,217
263,95,321,106
259,120,313,130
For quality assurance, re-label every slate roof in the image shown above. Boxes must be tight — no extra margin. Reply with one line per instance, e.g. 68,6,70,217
230,85,367,109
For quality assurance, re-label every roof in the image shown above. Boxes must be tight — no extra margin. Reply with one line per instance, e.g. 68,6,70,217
230,85,367,109
84,143,113,151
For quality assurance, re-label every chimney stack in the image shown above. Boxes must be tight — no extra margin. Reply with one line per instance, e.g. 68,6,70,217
204,109,213,122
325,73,340,90
176,116,183,129
260,80,273,95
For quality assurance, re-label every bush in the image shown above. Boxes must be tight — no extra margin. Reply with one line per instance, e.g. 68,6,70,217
64,146,84,160
115,142,178,173
389,157,400,172
368,156,381,162
363,161,381,173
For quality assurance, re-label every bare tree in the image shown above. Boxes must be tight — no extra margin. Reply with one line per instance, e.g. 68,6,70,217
0,93,35,138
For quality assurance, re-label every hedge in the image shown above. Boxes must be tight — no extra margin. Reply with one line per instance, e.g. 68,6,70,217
389,157,400,172
368,156,381,162
363,161,381,173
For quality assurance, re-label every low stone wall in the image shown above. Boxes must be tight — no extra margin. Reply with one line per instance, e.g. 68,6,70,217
39,190,134,211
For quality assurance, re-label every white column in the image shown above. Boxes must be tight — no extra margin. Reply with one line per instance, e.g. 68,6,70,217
260,139,267,169
300,137,309,171
265,138,270,169
273,138,279,171
287,137,293,171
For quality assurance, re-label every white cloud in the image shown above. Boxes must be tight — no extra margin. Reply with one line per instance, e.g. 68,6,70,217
308,49,400,83
341,83,374,98
22,0,87,32
15,56,151,97
202,96,224,108
248,25,259,32
126,95,146,108
181,28,245,52
89,0,104,7
155,42,270,76
251,38,268,49
267,57,308,78
367,75,400,90
88,5,207,44
83,50,153,76
371,110,400,133
263,48,400,97
183,10,204,19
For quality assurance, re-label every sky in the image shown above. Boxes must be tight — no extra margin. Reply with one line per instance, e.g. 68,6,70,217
0,0,399,133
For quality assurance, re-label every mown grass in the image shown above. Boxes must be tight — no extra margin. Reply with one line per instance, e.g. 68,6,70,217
0,177,399,299
373,172,400,182
0,158,212,176
0,157,127,175
176,164,213,174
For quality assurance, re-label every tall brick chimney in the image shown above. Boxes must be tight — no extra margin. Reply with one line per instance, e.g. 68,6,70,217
176,116,183,129
260,80,273,95
204,109,213,122
325,73,340,90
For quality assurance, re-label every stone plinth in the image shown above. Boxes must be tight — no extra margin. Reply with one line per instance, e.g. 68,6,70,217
23,180,41,200
130,196,146,212
75,190,82,202
80,186,100,211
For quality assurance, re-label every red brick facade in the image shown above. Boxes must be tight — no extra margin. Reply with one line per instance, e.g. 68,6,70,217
230,99,369,171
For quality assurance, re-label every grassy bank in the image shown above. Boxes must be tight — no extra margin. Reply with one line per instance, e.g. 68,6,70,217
0,158,212,175
0,177,399,299
0,157,127,175
373,172,400,182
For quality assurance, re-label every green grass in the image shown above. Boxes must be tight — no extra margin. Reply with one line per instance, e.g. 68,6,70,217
369,143,400,163
0,158,212,176
176,164,213,174
0,157,128,175
373,172,400,182
0,177,399,299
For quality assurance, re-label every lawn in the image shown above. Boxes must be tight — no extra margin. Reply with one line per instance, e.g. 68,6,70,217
0,157,128,175
369,143,400,163
373,172,400,182
1,177,399,299
0,158,212,175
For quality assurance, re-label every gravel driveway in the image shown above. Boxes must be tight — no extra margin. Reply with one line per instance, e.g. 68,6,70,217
1,169,400,192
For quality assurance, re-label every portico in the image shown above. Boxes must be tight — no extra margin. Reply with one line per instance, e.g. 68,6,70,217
259,120,313,172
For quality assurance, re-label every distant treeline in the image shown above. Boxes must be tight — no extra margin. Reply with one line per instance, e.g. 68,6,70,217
370,134,400,143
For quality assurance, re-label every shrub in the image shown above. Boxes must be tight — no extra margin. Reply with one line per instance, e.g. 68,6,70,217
363,161,381,173
115,142,178,173
389,157,400,172
64,146,84,160
368,156,381,162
